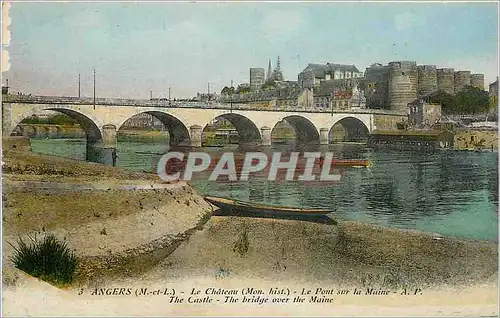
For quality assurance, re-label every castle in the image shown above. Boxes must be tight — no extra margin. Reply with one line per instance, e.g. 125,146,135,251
363,61,485,111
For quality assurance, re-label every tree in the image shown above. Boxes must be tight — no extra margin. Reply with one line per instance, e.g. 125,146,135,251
48,114,78,125
427,90,455,114
453,86,489,114
221,86,235,96
261,79,277,91
236,85,250,95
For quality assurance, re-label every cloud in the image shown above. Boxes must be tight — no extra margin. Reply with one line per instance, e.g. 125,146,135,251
260,10,305,38
394,12,426,31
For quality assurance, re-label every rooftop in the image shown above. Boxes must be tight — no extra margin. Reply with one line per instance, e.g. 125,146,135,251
301,63,360,78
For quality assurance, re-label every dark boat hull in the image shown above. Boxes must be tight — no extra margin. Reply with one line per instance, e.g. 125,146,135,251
204,196,336,224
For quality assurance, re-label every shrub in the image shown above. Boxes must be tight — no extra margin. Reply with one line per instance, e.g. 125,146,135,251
233,227,249,257
8,234,77,286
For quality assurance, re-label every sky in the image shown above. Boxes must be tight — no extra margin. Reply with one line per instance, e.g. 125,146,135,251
2,1,499,99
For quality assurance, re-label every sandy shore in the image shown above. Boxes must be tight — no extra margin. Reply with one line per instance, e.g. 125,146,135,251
2,270,498,317
2,147,498,316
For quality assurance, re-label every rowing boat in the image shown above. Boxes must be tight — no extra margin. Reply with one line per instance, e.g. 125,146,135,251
331,159,372,168
204,196,334,216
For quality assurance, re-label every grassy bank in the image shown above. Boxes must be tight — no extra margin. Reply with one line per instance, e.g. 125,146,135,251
2,148,213,288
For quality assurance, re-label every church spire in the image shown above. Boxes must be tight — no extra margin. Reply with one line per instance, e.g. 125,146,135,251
273,56,284,81
267,59,272,81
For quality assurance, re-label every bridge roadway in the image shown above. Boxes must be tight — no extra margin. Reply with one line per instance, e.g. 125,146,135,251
2,95,406,164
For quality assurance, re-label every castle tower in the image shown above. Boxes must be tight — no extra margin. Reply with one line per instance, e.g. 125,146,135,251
470,74,485,90
417,65,437,97
388,61,417,112
250,68,265,91
454,71,471,94
437,68,455,94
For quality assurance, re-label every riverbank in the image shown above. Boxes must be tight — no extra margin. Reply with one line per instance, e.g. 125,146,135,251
2,147,498,316
2,148,214,287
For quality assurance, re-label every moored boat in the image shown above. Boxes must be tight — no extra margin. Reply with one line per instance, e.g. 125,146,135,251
204,196,334,217
330,159,372,168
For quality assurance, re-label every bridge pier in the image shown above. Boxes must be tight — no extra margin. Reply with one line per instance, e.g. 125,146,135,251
189,125,202,148
260,126,271,146
319,128,329,145
101,124,117,148
86,143,115,165
85,124,118,165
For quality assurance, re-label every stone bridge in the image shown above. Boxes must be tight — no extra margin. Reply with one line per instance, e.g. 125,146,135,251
2,95,406,163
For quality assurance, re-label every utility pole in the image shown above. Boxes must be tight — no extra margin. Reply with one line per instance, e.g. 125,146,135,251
230,79,234,109
169,86,171,100
207,82,211,106
93,69,96,110
78,73,81,98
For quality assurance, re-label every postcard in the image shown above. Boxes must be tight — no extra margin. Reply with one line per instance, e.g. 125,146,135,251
1,1,498,317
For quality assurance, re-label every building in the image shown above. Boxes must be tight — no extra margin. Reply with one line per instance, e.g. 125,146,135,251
276,81,300,90
436,68,455,94
454,71,471,94
122,113,164,129
388,61,418,112
196,92,218,102
417,65,438,96
365,61,419,112
369,130,454,150
364,63,390,109
471,74,485,90
407,99,442,128
313,86,366,110
250,68,265,91
318,77,362,93
274,88,313,110
298,63,363,89
364,61,484,110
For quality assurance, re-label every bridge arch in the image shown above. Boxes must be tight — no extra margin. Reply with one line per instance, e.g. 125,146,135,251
275,115,320,144
8,107,110,162
329,116,369,143
201,113,262,147
117,111,191,146
11,108,103,142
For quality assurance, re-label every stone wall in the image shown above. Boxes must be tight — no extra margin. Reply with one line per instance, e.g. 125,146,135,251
12,124,86,139
454,71,471,94
373,114,406,131
417,65,437,96
2,137,31,152
454,129,498,150
471,74,485,90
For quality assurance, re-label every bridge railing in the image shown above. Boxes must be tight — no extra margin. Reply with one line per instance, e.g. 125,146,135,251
2,94,406,116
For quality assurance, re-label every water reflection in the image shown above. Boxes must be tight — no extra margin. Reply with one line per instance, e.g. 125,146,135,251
29,139,498,241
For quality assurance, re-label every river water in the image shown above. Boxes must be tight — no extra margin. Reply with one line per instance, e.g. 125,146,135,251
29,138,498,242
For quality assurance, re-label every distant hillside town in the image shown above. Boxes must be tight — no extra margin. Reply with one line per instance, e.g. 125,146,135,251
192,57,495,119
